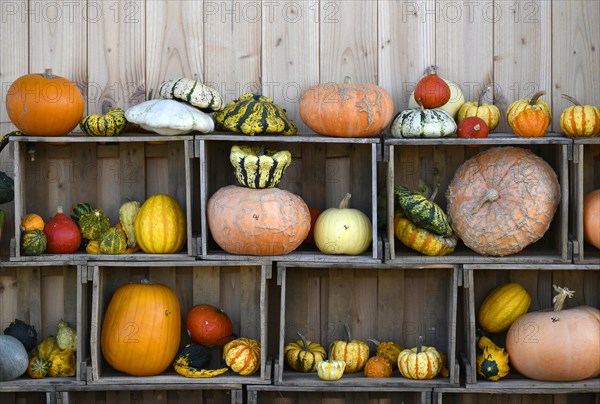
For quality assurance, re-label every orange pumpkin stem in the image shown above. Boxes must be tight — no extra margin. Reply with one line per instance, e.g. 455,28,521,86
478,85,493,107
561,94,581,106
529,91,546,106
552,284,574,312
339,193,352,209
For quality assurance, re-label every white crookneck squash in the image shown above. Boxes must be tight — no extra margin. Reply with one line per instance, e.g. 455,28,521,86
391,102,457,138
124,99,215,135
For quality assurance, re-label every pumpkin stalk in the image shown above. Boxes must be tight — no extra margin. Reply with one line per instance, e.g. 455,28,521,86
297,331,309,351
258,144,266,156
343,323,353,342
552,284,574,312
529,91,546,106
477,85,493,107
43,68,55,78
429,183,440,202
424,65,438,75
472,188,500,214
416,98,425,112
561,94,581,106
339,193,352,209
344,76,352,84
416,335,424,354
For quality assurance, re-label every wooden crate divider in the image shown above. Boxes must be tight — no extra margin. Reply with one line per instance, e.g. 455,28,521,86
196,133,382,263
87,260,271,385
275,262,460,388
11,134,196,262
385,134,571,265
572,138,600,264
0,263,87,389
462,264,600,389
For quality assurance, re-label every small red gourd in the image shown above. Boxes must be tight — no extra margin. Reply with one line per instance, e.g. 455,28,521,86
414,66,451,109
457,116,489,147
186,304,234,347
44,206,81,254
303,207,321,244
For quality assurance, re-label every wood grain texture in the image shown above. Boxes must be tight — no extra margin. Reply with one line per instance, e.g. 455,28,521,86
494,0,552,132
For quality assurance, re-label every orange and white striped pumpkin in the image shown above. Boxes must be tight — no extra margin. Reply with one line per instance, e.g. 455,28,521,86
559,94,600,138
223,338,261,376
397,338,442,380
134,194,186,254
330,324,370,373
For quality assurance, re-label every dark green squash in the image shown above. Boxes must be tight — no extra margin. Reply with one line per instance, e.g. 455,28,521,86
0,172,14,205
174,344,212,371
394,185,452,237
4,319,38,352
214,93,298,136
70,202,93,224
79,209,110,240
21,230,47,256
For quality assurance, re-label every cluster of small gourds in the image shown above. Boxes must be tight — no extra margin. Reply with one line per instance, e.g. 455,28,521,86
476,283,600,382
283,324,449,381
0,318,77,381
20,194,186,256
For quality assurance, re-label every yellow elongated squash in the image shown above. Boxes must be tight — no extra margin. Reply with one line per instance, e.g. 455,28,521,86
478,282,531,333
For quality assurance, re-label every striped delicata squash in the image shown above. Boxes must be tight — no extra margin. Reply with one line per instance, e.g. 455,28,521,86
80,108,128,137
214,93,298,136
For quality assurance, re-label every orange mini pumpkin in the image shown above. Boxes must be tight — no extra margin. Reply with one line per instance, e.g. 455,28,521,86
506,91,552,137
300,77,394,138
364,356,393,378
20,213,45,232
6,69,84,136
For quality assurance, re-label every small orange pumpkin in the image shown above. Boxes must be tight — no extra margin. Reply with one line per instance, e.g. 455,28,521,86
506,91,552,137
363,356,393,378
560,94,600,137
20,213,45,232
300,77,394,138
6,69,84,136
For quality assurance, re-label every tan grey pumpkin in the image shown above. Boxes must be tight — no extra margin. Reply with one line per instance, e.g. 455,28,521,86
446,147,560,256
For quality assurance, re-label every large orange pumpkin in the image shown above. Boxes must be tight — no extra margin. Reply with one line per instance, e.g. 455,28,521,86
6,69,84,136
446,147,560,256
207,185,310,255
101,279,181,376
299,77,394,138
506,285,600,382
583,189,600,249
134,194,187,254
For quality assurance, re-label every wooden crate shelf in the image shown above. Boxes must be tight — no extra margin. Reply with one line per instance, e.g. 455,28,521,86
275,262,460,387
572,138,600,264
57,387,244,404
87,260,271,386
0,264,88,390
434,387,600,403
10,134,197,262
461,265,600,386
0,392,52,404
384,134,571,265
196,133,382,263
248,385,432,404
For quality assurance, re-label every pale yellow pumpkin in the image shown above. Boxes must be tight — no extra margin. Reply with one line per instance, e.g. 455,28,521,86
397,337,442,380
314,193,372,255
134,194,186,254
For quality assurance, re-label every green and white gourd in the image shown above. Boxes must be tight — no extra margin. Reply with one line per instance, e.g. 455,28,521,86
158,77,225,112
391,102,457,138
21,229,47,256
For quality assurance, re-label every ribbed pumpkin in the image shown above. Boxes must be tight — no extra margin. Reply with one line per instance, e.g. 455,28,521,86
223,338,261,376
457,85,500,131
506,91,552,137
207,185,310,256
364,356,393,378
21,229,47,256
397,337,442,380
20,213,45,232
299,77,394,138
316,358,346,381
559,94,600,137
5,69,84,136
99,227,127,254
284,332,327,373
330,324,370,373
446,147,560,256
478,282,531,334
506,285,600,382
583,189,600,249
101,279,181,376
134,194,186,254
314,193,372,255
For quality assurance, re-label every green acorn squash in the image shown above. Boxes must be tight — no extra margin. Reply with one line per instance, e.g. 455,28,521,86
21,229,47,256
0,172,14,205
4,319,38,352
394,186,452,237
99,227,127,254
214,93,297,135
79,209,110,240
69,202,94,224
